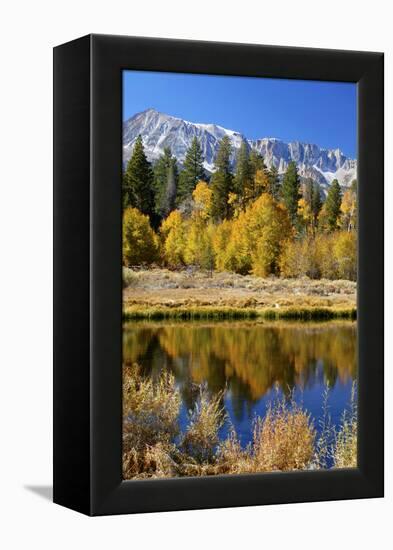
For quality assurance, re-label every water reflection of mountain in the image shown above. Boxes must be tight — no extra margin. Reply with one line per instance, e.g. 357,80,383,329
123,321,357,413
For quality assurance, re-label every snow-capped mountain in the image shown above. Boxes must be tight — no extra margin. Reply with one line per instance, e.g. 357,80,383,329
123,108,357,188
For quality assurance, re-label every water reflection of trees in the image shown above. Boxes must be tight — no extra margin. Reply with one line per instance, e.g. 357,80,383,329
123,322,357,413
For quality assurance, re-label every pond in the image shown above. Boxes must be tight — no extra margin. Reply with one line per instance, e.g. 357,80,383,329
123,320,357,448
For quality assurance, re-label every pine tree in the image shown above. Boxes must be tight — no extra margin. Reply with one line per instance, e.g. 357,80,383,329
281,161,301,225
123,135,154,217
153,148,178,217
250,150,272,201
234,141,253,207
301,178,322,234
311,182,322,226
249,149,266,175
210,136,233,221
162,160,177,217
324,179,342,231
177,137,205,204
267,165,280,200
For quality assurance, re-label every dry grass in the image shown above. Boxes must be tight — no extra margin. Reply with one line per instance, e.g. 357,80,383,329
123,267,356,294
123,267,356,320
332,383,358,468
122,364,357,479
251,397,315,471
181,386,224,462
216,394,315,475
122,364,181,478
313,382,358,470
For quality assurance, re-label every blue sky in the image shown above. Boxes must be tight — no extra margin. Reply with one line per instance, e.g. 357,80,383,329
123,71,357,158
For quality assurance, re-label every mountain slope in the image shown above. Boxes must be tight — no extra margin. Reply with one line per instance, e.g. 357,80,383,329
123,108,357,188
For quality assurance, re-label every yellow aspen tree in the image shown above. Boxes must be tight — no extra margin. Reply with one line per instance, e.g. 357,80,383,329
247,195,292,277
192,180,212,220
279,239,304,278
297,197,313,234
160,210,187,267
213,219,234,271
333,231,357,280
227,211,252,273
253,169,270,199
340,189,357,231
122,207,158,266
183,182,215,270
227,192,242,218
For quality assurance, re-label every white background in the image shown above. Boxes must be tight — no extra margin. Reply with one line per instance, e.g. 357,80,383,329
0,0,391,548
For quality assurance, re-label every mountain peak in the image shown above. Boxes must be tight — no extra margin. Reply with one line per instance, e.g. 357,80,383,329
140,107,158,114
123,110,357,187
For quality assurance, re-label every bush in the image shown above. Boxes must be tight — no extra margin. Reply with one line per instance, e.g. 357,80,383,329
122,267,137,288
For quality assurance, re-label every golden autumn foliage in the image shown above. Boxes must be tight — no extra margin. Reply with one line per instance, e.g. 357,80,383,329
184,221,215,270
159,188,215,271
297,197,313,233
122,207,158,266
280,232,357,281
248,195,292,276
182,182,215,270
333,231,357,280
214,194,292,276
340,188,357,231
124,180,357,281
160,210,187,267
212,219,235,272
217,211,251,274
253,169,270,198
279,237,321,279
192,180,212,220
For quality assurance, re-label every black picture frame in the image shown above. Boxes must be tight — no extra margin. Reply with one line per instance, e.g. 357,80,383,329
53,34,384,516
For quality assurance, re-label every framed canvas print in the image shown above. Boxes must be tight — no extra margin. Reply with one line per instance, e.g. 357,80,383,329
53,34,384,516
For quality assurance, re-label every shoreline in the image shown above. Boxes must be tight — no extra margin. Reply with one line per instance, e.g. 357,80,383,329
123,305,356,321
